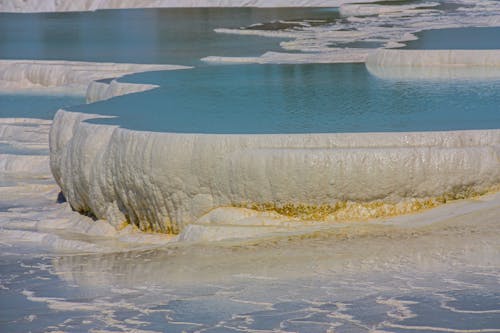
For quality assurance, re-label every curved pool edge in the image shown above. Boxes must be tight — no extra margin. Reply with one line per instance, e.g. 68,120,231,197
0,59,190,95
366,49,500,80
50,107,500,234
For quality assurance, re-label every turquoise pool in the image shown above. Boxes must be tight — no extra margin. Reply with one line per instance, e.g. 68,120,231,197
76,63,500,134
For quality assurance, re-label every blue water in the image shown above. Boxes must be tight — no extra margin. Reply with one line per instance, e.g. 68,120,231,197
73,63,500,134
0,94,84,119
1,240,499,333
0,8,337,66
406,27,500,50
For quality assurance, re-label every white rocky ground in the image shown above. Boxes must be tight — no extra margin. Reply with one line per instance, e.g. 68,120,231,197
51,106,500,234
0,0,380,12
366,49,500,79
0,61,190,252
3,112,500,249
0,117,174,253
0,60,189,95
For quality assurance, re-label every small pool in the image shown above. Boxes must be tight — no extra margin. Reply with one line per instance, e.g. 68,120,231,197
73,63,500,134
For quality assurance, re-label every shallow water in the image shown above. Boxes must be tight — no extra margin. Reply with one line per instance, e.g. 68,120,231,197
1,223,499,332
78,63,500,133
0,93,84,119
0,8,338,66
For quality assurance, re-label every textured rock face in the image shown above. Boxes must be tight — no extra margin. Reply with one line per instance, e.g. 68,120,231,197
0,60,188,94
50,109,500,234
86,80,160,103
0,0,375,12
201,49,373,64
0,119,52,177
339,2,439,17
366,49,500,80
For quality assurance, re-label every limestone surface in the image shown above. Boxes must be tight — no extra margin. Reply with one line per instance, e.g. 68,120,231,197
0,60,188,95
366,49,500,79
50,109,500,234
0,0,378,12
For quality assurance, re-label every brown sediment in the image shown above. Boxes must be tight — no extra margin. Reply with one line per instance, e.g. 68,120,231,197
73,184,500,235
236,185,500,222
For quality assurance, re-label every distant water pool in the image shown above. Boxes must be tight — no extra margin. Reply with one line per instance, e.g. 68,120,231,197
405,27,500,50
74,63,500,134
0,8,338,66
0,94,84,119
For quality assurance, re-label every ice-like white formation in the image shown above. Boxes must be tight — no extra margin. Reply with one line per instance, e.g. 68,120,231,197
366,49,500,79
0,154,50,176
86,79,160,103
368,49,500,68
0,62,193,251
0,118,51,150
0,117,176,252
0,119,52,177
0,0,379,13
51,190,500,284
202,49,372,64
50,109,500,234
0,60,188,95
5,0,500,243
339,2,439,17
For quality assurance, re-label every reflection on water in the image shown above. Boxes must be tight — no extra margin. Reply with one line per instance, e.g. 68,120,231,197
0,93,84,119
76,63,500,133
0,8,337,65
1,220,499,332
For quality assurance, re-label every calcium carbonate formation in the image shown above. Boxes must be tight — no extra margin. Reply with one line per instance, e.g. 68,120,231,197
3,0,500,237
50,107,500,234
339,2,439,17
47,46,500,235
0,0,378,12
86,79,162,103
0,60,188,95
366,49,500,79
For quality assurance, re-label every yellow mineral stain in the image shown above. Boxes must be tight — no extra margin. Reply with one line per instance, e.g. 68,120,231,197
96,185,500,234
236,185,500,223
134,218,180,235
116,220,130,231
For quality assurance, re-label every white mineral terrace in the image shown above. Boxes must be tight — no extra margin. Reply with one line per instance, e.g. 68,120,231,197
0,117,174,251
339,2,440,17
0,0,380,12
366,49,500,79
46,47,500,235
1,50,500,237
3,1,500,240
50,107,500,234
201,49,373,64
0,60,189,95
